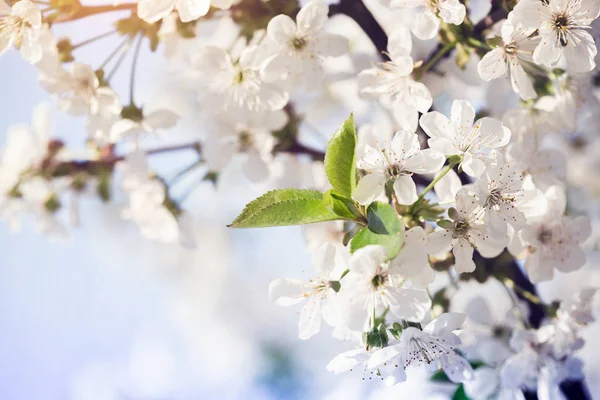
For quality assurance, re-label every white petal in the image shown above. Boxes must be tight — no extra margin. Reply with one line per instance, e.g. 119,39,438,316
350,245,387,276
393,175,418,205
260,53,295,82
298,297,322,340
312,242,336,276
424,312,466,335
411,9,440,40
175,0,210,22
352,173,386,205
267,14,297,45
563,31,597,73
143,109,179,130
508,62,535,101
20,28,42,63
389,288,431,322
442,354,474,383
453,239,475,273
478,48,507,81
367,345,402,369
243,151,270,183
388,27,412,57
137,0,175,23
438,0,466,25
110,119,143,142
451,99,475,137
427,230,453,256
532,35,561,67
312,32,348,57
404,149,445,174
296,0,328,37
268,278,306,306
419,111,454,139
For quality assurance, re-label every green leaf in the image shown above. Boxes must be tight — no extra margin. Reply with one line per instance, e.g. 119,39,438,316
452,384,471,400
229,189,340,228
350,202,404,259
323,190,361,220
324,114,357,198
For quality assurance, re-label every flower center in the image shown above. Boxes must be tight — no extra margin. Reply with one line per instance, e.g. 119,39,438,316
484,188,503,208
538,228,553,244
371,266,389,289
453,220,470,238
386,163,406,179
404,335,453,369
293,37,307,50
553,13,572,46
239,131,254,152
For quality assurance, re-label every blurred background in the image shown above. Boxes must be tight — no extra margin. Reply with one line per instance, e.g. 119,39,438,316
2,1,600,399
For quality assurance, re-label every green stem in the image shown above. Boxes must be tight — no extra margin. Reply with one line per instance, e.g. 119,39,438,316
339,268,350,280
413,158,460,209
416,41,456,79
99,38,130,72
129,35,143,105
466,37,491,51
72,30,117,50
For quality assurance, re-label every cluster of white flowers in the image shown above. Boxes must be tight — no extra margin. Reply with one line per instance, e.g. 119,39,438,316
0,0,599,396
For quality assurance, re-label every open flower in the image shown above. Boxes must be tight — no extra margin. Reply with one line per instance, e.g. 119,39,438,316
269,243,345,340
260,0,349,89
419,99,510,177
0,0,42,63
477,19,540,100
358,30,432,132
194,45,288,112
39,62,121,117
389,0,466,40
341,245,431,331
368,313,473,383
520,186,591,283
473,161,527,238
511,0,600,73
353,129,445,205
109,107,179,143
427,188,507,273
137,0,232,23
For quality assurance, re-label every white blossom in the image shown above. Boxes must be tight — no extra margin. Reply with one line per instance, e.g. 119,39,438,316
357,30,432,132
194,44,289,112
341,245,431,331
520,186,591,282
0,0,42,63
353,129,445,205
269,243,346,340
137,0,232,23
477,19,539,100
260,0,349,89
368,313,473,383
511,0,600,73
419,100,511,177
427,188,507,273
389,0,466,40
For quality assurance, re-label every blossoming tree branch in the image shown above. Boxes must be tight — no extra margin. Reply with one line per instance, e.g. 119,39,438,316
1,0,599,397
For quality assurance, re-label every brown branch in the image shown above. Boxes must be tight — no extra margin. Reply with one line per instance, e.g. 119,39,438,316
52,3,137,23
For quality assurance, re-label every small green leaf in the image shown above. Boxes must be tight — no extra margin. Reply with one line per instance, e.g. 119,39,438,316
350,202,404,259
324,114,357,198
452,384,472,400
229,189,340,228
323,189,361,220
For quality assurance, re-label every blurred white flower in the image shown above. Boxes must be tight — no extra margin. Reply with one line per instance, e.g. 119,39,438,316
260,0,349,89
0,0,42,63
